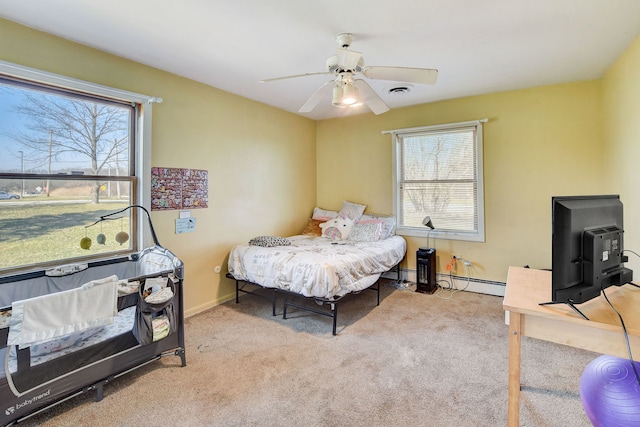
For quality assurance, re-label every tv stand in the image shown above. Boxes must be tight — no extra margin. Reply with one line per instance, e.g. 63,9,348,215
504,266,640,427
540,278,640,321
539,300,589,320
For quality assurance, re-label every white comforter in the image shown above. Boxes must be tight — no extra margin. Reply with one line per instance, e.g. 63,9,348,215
228,235,406,299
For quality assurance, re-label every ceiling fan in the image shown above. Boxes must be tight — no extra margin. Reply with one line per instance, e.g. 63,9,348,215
260,33,438,115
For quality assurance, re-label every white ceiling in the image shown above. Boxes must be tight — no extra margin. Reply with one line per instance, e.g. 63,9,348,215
2,0,640,120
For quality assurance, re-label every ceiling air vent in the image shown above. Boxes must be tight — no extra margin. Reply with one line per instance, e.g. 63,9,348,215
386,85,411,95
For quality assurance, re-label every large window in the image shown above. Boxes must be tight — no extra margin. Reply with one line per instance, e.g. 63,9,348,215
0,60,158,273
389,119,486,242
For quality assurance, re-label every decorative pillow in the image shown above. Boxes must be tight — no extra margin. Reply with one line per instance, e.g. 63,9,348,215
360,213,396,239
249,236,292,247
348,222,382,242
319,215,355,240
312,207,339,221
355,218,383,238
301,218,323,236
338,200,366,222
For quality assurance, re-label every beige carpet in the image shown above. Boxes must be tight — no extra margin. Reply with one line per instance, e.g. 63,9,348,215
18,281,596,426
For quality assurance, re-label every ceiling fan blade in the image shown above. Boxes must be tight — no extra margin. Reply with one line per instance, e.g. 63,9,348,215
354,80,389,115
335,48,362,70
260,71,330,83
362,66,438,85
298,81,334,113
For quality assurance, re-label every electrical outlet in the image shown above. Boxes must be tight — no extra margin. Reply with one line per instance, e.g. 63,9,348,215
446,257,456,271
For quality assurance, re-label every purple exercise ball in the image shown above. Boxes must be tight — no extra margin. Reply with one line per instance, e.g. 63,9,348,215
580,355,640,426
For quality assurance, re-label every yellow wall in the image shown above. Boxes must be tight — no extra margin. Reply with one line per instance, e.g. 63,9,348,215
317,81,605,282
3,17,639,310
0,19,317,316
602,35,640,275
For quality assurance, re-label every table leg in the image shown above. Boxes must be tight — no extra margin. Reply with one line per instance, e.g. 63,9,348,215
508,311,522,427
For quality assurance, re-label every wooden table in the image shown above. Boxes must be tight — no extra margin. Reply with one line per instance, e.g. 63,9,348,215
502,266,640,427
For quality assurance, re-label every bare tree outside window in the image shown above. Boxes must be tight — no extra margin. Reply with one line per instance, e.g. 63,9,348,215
402,133,469,216
392,121,485,242
0,66,145,272
4,86,131,203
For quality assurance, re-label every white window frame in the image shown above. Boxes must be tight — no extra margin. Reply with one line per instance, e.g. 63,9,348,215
0,60,161,259
386,119,486,243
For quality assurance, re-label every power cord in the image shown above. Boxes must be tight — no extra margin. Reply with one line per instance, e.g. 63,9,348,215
601,285,640,385
433,274,453,298
624,249,640,259
435,264,471,300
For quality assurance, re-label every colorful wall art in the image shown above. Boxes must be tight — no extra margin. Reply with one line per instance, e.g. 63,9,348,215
151,167,208,210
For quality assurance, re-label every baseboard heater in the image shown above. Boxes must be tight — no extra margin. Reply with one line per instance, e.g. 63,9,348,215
382,269,506,297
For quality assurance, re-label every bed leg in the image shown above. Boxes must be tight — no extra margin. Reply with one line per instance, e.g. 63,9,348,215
377,280,381,306
235,280,240,303
331,303,338,336
272,290,277,316
283,297,289,319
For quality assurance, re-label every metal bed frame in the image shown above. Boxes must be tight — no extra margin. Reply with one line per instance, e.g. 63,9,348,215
226,263,401,335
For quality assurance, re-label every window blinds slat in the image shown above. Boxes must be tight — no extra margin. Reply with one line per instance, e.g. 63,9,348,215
394,121,483,239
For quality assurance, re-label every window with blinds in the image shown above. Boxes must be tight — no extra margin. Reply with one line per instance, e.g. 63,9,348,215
390,120,485,242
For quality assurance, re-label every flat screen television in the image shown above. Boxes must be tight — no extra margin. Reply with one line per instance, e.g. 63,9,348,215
544,194,633,319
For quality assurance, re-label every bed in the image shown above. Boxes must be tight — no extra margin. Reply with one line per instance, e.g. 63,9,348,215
0,210,185,426
227,203,406,334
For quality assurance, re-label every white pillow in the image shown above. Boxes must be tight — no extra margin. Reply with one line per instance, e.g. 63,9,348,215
348,223,382,242
338,200,366,222
360,213,396,239
312,207,339,221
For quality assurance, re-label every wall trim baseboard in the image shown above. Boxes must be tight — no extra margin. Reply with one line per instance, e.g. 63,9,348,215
382,268,506,297
185,291,236,318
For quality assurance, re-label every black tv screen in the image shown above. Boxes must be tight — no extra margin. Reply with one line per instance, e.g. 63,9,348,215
551,194,633,306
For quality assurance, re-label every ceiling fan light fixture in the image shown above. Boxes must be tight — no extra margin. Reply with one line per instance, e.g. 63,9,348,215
332,84,345,107
271,33,436,116
341,83,359,105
